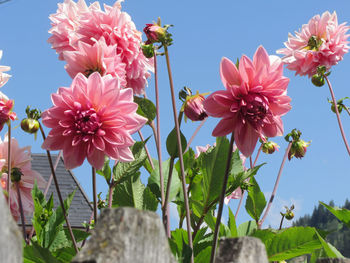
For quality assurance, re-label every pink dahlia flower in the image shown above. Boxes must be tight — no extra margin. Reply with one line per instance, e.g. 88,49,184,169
48,0,153,95
41,72,147,170
0,50,11,88
277,11,350,77
0,136,46,221
63,39,127,86
0,92,16,131
204,46,291,157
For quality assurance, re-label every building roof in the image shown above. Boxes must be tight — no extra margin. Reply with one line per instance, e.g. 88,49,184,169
24,153,93,229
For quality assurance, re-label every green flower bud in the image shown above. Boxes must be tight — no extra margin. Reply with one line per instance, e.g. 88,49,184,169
285,211,294,220
141,44,155,59
311,74,325,87
21,118,40,134
262,141,279,154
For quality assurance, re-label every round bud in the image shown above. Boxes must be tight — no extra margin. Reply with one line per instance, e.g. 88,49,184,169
285,211,294,220
141,44,155,59
311,74,325,87
21,118,40,134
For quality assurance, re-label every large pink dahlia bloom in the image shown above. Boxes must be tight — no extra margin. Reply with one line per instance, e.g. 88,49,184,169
48,0,153,95
41,72,147,170
277,11,350,77
204,46,291,157
0,136,46,221
0,50,11,88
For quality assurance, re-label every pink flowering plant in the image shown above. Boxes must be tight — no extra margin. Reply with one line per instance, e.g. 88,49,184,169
1,1,350,262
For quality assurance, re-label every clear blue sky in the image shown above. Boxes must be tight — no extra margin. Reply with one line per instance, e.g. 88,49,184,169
0,0,349,228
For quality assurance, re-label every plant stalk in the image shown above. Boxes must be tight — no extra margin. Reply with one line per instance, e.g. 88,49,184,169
184,118,207,153
259,142,292,228
209,132,235,263
7,123,11,204
92,167,98,224
16,182,28,244
164,45,193,262
324,75,350,156
39,123,78,253
138,130,154,170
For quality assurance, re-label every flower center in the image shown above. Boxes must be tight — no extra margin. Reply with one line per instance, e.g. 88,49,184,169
74,108,102,136
239,93,269,128
306,35,323,51
84,66,104,78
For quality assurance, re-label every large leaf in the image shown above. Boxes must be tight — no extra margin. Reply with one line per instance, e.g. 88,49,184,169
192,227,213,257
320,201,350,228
113,141,148,185
113,172,158,211
194,247,211,263
23,242,62,263
169,229,192,263
258,227,323,261
245,177,266,222
52,247,76,263
228,207,237,237
148,158,181,202
315,230,344,258
166,128,187,158
237,220,257,237
134,96,156,124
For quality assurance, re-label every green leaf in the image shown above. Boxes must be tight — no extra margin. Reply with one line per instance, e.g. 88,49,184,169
315,230,344,258
204,213,230,237
166,128,187,158
52,247,76,263
193,227,213,257
264,227,322,261
23,242,62,263
64,228,90,243
320,201,350,228
113,141,148,185
245,177,266,222
228,207,237,237
96,157,111,183
148,158,181,202
113,173,158,211
134,96,156,124
169,229,192,263
194,246,211,263
237,220,257,237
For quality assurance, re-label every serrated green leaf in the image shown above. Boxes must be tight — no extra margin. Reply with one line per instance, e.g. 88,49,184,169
134,96,156,123
193,227,212,257
228,207,237,237
23,242,62,263
265,227,322,261
166,128,187,158
113,173,158,211
113,141,148,185
245,177,266,222
315,230,344,258
237,221,257,237
320,201,350,228
148,158,181,202
52,246,76,263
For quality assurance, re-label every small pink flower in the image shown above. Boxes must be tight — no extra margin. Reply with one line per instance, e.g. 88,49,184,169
41,72,147,170
0,50,11,88
184,93,208,122
0,136,46,221
0,92,16,131
277,11,350,77
224,187,243,205
195,144,212,158
63,39,127,87
204,46,291,157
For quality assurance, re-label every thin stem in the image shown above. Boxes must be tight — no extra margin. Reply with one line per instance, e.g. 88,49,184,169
163,157,175,237
16,182,28,244
81,211,94,249
253,144,263,168
92,167,98,224
185,118,207,153
210,132,235,263
324,75,350,156
138,130,154,170
259,142,292,228
234,190,244,219
39,123,78,253
164,45,193,262
7,123,11,204
344,106,350,117
279,215,285,230
29,151,62,240
108,178,114,208
249,157,253,169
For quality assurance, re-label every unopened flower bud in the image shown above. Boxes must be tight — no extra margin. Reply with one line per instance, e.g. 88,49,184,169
183,93,208,121
288,139,310,160
10,167,23,182
262,141,279,154
141,44,155,59
285,211,294,220
21,118,40,134
0,92,16,131
311,74,325,87
144,23,166,44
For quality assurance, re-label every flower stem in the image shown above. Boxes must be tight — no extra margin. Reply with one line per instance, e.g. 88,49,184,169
39,123,78,253
259,142,292,228
279,214,285,230
184,118,207,153
210,132,235,263
235,144,262,220
7,123,11,205
16,182,28,244
29,151,62,240
92,166,98,224
163,157,175,237
138,130,154,170
345,106,350,117
108,178,114,208
164,45,193,262
324,75,350,156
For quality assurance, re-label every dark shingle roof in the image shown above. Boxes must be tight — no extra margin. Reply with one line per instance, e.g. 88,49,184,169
27,153,93,228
